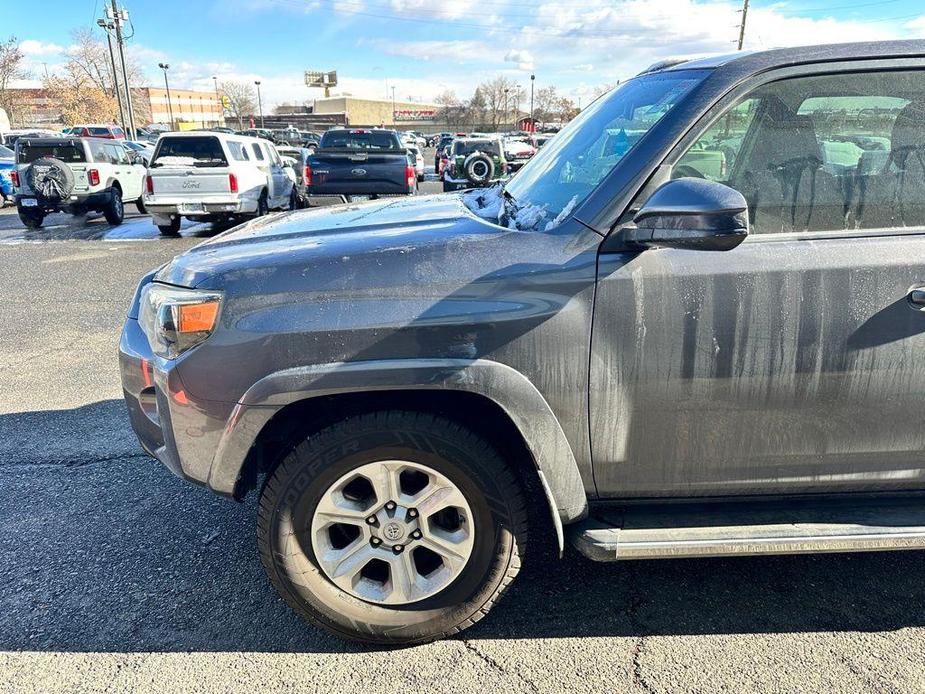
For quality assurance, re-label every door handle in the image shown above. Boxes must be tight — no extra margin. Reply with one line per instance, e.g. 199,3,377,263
908,287,925,308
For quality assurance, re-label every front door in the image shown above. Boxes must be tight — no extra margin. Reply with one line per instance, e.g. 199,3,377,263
591,66,925,498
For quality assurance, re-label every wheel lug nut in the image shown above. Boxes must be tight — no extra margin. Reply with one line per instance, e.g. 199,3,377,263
385,501,396,511
411,530,422,540
366,515,377,525
393,544,404,554
371,537,382,546
408,508,418,518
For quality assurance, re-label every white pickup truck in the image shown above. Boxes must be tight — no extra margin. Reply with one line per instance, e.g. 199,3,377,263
144,131,296,235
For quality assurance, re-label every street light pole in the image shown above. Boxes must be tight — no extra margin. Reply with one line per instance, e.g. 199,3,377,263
212,75,222,127
391,86,396,125
158,63,174,129
255,80,264,128
97,19,126,136
530,74,535,132
503,88,510,129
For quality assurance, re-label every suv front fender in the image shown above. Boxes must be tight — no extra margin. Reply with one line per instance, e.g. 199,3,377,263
209,358,589,539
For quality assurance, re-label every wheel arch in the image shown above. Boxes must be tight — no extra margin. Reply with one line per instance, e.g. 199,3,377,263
213,359,590,552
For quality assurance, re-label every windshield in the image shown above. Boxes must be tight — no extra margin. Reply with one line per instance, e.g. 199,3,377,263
504,70,708,219
151,136,228,167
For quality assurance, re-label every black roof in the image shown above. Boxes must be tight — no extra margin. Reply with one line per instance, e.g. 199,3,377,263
658,39,925,78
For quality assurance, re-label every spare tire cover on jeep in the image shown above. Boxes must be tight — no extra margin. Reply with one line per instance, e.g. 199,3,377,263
464,153,494,185
26,158,75,201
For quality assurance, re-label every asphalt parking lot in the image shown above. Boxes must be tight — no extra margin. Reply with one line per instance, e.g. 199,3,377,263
2,186,925,693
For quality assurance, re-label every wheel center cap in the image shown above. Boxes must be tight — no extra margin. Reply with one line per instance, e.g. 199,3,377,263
382,521,405,542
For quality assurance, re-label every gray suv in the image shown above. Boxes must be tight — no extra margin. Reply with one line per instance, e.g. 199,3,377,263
120,40,925,644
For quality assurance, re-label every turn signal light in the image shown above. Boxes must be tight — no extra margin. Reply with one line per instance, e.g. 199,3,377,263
228,173,238,193
88,169,100,186
406,164,415,190
304,164,313,187
10,170,18,187
177,301,220,334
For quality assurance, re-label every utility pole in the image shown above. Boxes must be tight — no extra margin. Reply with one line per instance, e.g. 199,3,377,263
97,18,126,136
255,80,264,128
529,74,535,132
391,86,396,125
737,0,749,51
158,63,174,129
108,1,136,139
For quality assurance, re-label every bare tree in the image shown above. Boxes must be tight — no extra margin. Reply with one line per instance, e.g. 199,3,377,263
221,81,256,129
532,85,577,124
0,36,29,127
434,89,465,128
43,62,117,125
59,28,150,126
474,76,525,129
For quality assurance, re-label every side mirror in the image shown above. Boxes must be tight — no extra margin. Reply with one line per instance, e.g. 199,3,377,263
621,178,748,251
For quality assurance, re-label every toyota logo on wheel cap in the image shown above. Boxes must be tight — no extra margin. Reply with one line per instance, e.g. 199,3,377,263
382,522,404,541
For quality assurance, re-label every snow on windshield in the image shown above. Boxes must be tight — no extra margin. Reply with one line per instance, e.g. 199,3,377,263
462,185,577,231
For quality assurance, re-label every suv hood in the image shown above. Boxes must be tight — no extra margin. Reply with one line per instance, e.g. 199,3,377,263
155,194,503,289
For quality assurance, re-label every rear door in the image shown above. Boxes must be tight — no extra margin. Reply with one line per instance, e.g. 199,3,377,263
591,62,925,498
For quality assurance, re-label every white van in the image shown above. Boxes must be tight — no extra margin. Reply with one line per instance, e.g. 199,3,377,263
144,131,296,235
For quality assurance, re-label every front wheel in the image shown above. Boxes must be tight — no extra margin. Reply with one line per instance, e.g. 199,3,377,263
256,191,269,217
257,411,528,645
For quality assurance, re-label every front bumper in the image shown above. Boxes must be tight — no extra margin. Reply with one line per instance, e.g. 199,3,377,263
119,315,273,496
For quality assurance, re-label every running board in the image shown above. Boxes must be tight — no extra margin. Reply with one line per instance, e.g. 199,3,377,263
570,497,925,561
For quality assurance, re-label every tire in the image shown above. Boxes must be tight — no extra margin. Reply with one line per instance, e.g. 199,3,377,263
464,154,494,186
288,188,298,211
417,174,424,182
18,208,44,229
257,411,528,645
256,190,269,217
103,187,124,225
25,157,75,202
136,198,147,214
157,216,181,236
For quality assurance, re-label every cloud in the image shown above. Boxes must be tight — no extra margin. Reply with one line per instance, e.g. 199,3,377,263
367,39,490,63
504,49,534,71
19,40,65,56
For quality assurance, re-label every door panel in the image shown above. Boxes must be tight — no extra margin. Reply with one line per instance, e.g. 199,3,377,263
591,234,925,497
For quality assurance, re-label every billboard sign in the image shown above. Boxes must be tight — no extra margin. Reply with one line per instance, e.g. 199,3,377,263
305,70,338,88
393,108,436,122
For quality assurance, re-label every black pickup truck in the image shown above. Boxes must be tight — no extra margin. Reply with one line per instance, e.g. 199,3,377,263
305,128,417,199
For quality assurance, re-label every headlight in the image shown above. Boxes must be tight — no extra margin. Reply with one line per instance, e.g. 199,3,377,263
138,283,222,359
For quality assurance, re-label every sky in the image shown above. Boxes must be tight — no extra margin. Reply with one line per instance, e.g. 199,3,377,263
5,0,925,109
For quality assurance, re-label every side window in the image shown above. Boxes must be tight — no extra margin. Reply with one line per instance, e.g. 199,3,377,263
228,141,249,161
675,99,759,183
108,144,128,164
88,140,110,163
251,143,265,161
671,69,925,234
269,146,281,166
